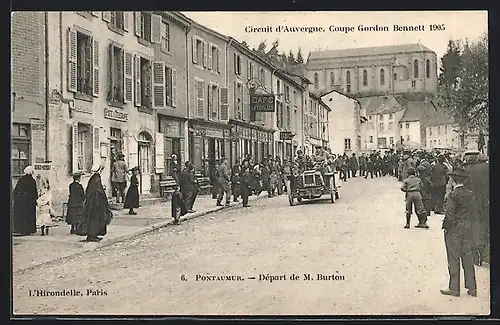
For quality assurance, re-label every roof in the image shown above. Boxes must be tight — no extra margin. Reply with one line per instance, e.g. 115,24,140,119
320,88,360,103
399,100,437,123
357,95,403,115
425,106,455,126
308,43,434,61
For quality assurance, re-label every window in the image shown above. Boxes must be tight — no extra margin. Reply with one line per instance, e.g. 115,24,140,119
137,56,152,108
346,71,351,93
434,140,437,146
209,44,220,72
393,72,397,80
369,136,373,143
235,82,243,120
380,69,385,85
405,123,409,129
444,125,448,134
195,38,204,66
438,139,441,146
406,135,410,142
161,21,170,52
139,12,152,41
314,73,319,89
277,80,281,95
389,113,393,120
110,11,124,30
164,66,176,107
344,138,351,150
76,32,92,95
11,123,30,177
389,137,394,146
438,126,441,135
426,59,430,78
413,59,419,78
138,132,151,175
77,124,93,172
388,122,393,131
285,85,290,102
107,44,124,103
330,71,335,86
207,83,219,120
400,123,403,129
363,69,368,86
429,127,433,136
369,116,372,120
259,68,265,86
286,105,291,130
233,53,242,75
411,80,416,87
379,122,384,131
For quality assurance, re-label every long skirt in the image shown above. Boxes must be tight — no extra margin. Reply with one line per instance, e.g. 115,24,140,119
66,205,83,225
124,186,139,209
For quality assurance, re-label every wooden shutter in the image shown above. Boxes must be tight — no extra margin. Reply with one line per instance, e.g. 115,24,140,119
92,39,100,97
243,86,248,121
207,84,212,120
192,37,197,64
208,43,213,70
220,87,229,121
172,69,177,107
152,62,165,108
92,127,101,166
233,53,237,74
197,80,205,118
180,138,185,165
107,44,114,101
134,12,142,37
72,122,79,173
124,51,133,103
155,132,165,173
202,41,208,68
102,11,111,22
134,55,141,107
150,14,162,43
123,12,129,32
247,60,250,78
217,47,221,73
67,28,77,93
128,134,138,168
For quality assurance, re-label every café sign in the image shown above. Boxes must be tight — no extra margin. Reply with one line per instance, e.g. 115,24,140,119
250,94,275,112
280,131,295,141
104,107,128,122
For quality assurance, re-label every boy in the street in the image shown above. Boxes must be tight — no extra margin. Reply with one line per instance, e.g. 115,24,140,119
401,167,429,229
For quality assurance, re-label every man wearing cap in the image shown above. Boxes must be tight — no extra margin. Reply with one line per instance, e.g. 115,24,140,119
431,155,449,214
111,153,128,204
441,167,478,297
401,166,429,229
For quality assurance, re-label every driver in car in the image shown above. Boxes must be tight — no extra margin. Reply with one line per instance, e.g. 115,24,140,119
312,148,328,186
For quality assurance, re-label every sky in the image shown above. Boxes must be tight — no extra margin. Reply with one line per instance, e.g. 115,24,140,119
181,11,488,61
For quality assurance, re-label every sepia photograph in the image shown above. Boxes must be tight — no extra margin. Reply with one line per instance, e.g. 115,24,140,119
11,10,489,316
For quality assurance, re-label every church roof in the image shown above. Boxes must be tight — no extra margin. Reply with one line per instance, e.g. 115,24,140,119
308,44,434,61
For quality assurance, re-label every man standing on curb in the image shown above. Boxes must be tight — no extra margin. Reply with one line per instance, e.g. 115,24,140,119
179,161,198,213
216,158,231,207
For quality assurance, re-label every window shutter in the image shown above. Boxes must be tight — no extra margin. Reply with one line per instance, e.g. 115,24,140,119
247,60,250,78
92,127,101,166
202,42,208,68
234,81,238,119
172,68,177,107
92,39,100,97
207,84,212,120
243,86,248,121
124,51,133,103
123,12,129,32
192,37,197,64
217,47,221,73
180,138,185,165
72,122,79,173
134,12,142,37
107,44,114,101
155,133,165,173
152,62,166,108
233,53,237,74
150,14,162,43
220,87,229,121
134,55,141,107
102,11,111,22
67,28,77,93
128,134,138,168
208,43,213,70
197,80,205,118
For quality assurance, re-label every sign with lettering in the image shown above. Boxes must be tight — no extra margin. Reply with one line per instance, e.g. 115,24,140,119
34,163,52,197
250,94,275,112
104,107,128,122
30,119,45,164
280,131,295,141
205,128,224,138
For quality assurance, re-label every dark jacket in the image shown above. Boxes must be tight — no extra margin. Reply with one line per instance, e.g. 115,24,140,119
431,162,449,187
67,181,85,207
179,168,197,193
124,174,139,209
442,185,479,246
349,156,359,170
12,174,38,235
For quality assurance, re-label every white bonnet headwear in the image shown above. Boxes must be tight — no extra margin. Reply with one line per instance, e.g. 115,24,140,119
24,166,34,175
91,164,101,173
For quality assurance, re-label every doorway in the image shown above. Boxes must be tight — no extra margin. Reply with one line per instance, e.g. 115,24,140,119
137,131,152,194
109,128,123,199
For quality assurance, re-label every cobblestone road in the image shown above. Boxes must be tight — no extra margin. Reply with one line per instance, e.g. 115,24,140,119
12,176,490,316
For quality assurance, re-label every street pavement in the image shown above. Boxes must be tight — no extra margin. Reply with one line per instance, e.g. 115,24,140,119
12,176,490,316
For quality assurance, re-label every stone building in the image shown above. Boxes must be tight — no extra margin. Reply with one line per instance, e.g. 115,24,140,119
397,99,437,147
306,44,438,97
11,12,47,188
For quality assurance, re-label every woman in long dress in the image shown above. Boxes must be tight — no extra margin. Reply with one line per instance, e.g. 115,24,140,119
75,165,113,242
36,180,54,235
12,166,38,236
66,172,85,234
124,167,140,215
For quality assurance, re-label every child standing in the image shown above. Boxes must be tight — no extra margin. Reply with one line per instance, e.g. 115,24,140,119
124,166,140,215
401,167,429,229
171,184,187,225
66,172,85,234
36,181,54,235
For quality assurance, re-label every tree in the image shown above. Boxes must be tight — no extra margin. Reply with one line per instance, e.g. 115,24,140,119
287,50,296,66
438,39,462,89
437,33,489,147
279,51,288,68
253,41,267,57
296,47,304,64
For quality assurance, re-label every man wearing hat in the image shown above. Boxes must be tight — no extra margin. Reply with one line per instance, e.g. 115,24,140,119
417,165,432,217
111,153,128,204
431,154,449,214
401,166,429,229
441,166,478,297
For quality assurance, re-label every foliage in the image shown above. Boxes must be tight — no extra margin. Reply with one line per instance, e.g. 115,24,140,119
250,39,305,70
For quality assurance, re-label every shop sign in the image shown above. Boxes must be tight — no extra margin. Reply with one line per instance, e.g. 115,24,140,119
205,128,224,138
104,107,128,122
280,131,295,141
250,94,275,112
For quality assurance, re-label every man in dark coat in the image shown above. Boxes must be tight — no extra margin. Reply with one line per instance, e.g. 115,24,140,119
440,167,478,297
124,167,140,215
463,154,490,265
431,155,449,214
365,156,374,179
76,165,113,242
358,153,367,177
349,153,359,177
231,159,241,202
12,166,38,236
178,161,198,213
216,157,231,206
66,171,85,234
417,165,432,217
240,159,252,207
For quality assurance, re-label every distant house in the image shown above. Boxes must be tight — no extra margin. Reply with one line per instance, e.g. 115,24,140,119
425,107,459,149
398,99,437,147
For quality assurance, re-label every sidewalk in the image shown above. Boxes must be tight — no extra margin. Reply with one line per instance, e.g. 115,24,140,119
12,193,268,273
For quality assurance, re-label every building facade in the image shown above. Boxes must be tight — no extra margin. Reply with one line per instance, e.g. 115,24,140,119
306,44,438,97
398,100,436,147
303,93,330,155
11,12,47,188
321,90,364,155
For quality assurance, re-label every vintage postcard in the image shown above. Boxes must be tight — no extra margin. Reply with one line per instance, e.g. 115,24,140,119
11,10,489,316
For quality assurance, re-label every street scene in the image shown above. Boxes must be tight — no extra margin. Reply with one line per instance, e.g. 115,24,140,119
11,11,489,316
